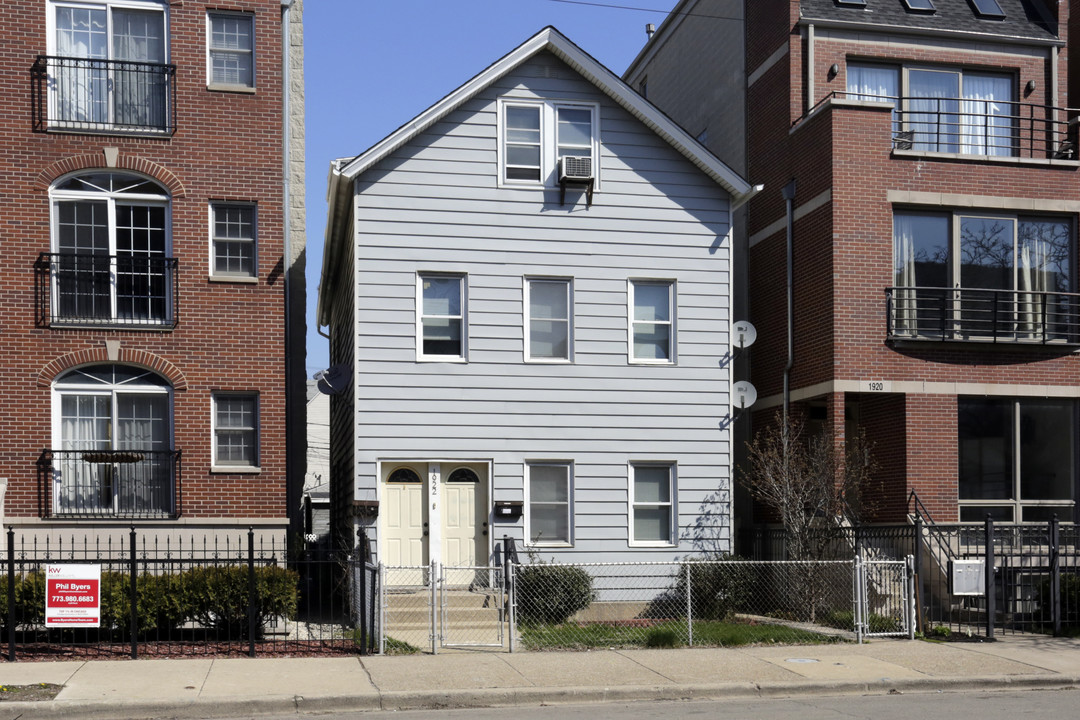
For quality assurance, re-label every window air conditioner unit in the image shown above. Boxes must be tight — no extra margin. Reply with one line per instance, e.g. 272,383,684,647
560,155,593,182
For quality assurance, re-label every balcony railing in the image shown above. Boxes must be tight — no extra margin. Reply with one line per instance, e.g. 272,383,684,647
31,55,176,135
799,92,1075,160
39,449,181,519
35,253,179,329
886,286,1080,345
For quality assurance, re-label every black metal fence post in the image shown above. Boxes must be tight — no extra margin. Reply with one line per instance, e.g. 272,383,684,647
357,528,367,655
985,515,995,640
7,528,15,662
129,526,138,659
1050,515,1061,636
247,527,256,658
912,515,923,634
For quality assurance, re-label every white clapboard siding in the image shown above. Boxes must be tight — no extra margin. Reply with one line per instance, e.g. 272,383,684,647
329,50,736,563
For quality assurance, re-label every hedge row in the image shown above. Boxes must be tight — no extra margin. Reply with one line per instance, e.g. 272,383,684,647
0,565,298,637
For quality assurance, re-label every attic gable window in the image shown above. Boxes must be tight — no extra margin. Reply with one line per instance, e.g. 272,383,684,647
499,99,599,188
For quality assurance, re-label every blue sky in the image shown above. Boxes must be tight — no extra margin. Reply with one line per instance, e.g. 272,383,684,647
302,0,679,376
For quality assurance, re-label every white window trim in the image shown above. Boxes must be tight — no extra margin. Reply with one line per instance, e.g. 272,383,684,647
628,279,677,365
211,392,261,473
49,172,174,325
51,365,175,516
525,461,574,547
628,462,677,548
208,201,258,280
416,273,468,362
497,98,600,189
524,276,573,363
48,0,170,61
206,10,255,91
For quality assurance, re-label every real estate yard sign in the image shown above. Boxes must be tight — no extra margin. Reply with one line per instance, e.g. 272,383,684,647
45,564,101,627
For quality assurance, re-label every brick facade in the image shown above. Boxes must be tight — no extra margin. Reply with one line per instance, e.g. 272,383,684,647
0,0,305,540
636,0,1080,527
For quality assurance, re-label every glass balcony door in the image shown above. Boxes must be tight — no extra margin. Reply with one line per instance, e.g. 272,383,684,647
52,3,166,129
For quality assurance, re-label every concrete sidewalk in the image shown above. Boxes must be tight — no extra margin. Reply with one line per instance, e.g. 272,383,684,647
1,636,1079,719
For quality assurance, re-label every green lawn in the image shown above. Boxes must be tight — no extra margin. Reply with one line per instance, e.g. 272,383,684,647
519,618,844,650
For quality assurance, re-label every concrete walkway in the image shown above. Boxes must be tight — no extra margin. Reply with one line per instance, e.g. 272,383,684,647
0,636,1079,719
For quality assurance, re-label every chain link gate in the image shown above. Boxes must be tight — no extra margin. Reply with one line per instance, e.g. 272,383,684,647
379,562,506,653
855,554,916,642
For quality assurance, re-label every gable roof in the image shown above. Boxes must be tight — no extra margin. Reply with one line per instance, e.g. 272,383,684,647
319,26,757,326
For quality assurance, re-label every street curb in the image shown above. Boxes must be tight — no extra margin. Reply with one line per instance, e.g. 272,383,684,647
0,673,1076,719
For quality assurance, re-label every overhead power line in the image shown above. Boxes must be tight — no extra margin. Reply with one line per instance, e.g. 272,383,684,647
545,0,741,21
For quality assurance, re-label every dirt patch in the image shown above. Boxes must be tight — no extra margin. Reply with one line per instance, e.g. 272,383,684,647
0,684,62,702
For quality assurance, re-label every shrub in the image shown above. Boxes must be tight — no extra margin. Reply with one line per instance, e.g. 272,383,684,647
515,563,594,624
184,565,298,638
645,627,681,648
676,560,755,622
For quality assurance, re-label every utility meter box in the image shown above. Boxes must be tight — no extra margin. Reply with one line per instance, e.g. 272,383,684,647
950,559,985,596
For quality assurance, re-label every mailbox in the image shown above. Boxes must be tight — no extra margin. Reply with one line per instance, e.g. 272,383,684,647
493,501,523,521
949,559,985,596
352,500,379,519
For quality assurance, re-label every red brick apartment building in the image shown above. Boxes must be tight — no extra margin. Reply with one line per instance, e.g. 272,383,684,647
629,0,1080,529
0,0,306,545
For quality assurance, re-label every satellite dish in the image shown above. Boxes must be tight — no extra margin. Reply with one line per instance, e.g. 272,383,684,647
733,320,757,350
315,364,351,395
733,380,758,410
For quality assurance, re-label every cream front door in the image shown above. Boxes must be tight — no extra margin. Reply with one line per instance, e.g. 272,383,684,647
441,465,487,567
383,466,428,575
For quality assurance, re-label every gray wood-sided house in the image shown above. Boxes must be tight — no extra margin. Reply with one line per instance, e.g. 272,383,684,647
318,27,756,576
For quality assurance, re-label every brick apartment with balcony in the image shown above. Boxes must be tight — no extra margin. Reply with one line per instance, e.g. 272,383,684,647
0,0,306,545
629,0,1080,531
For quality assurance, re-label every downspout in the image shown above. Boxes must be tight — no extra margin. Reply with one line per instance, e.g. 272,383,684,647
781,179,796,443
281,0,297,540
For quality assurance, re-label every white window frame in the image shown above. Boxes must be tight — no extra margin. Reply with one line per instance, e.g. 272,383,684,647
525,461,574,547
49,171,173,326
211,392,260,472
51,364,175,516
628,279,676,364
497,98,600,188
416,273,468,362
206,10,255,90
524,277,573,363
629,463,677,547
46,0,171,132
209,202,257,280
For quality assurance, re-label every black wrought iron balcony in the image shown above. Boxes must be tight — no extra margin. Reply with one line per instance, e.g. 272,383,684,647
886,286,1080,345
38,449,182,519
31,55,176,135
799,92,1075,160
35,253,179,329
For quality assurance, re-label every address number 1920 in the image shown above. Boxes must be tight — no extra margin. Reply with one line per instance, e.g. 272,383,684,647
864,381,892,392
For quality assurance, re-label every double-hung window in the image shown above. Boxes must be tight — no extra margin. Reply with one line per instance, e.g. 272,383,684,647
207,12,254,89
526,278,571,361
500,100,598,186
630,464,676,546
47,172,175,327
213,393,259,470
527,462,572,545
211,203,257,278
892,210,1073,342
959,397,1076,523
45,0,171,133
630,280,675,362
847,63,1015,156
52,364,175,517
418,274,466,360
